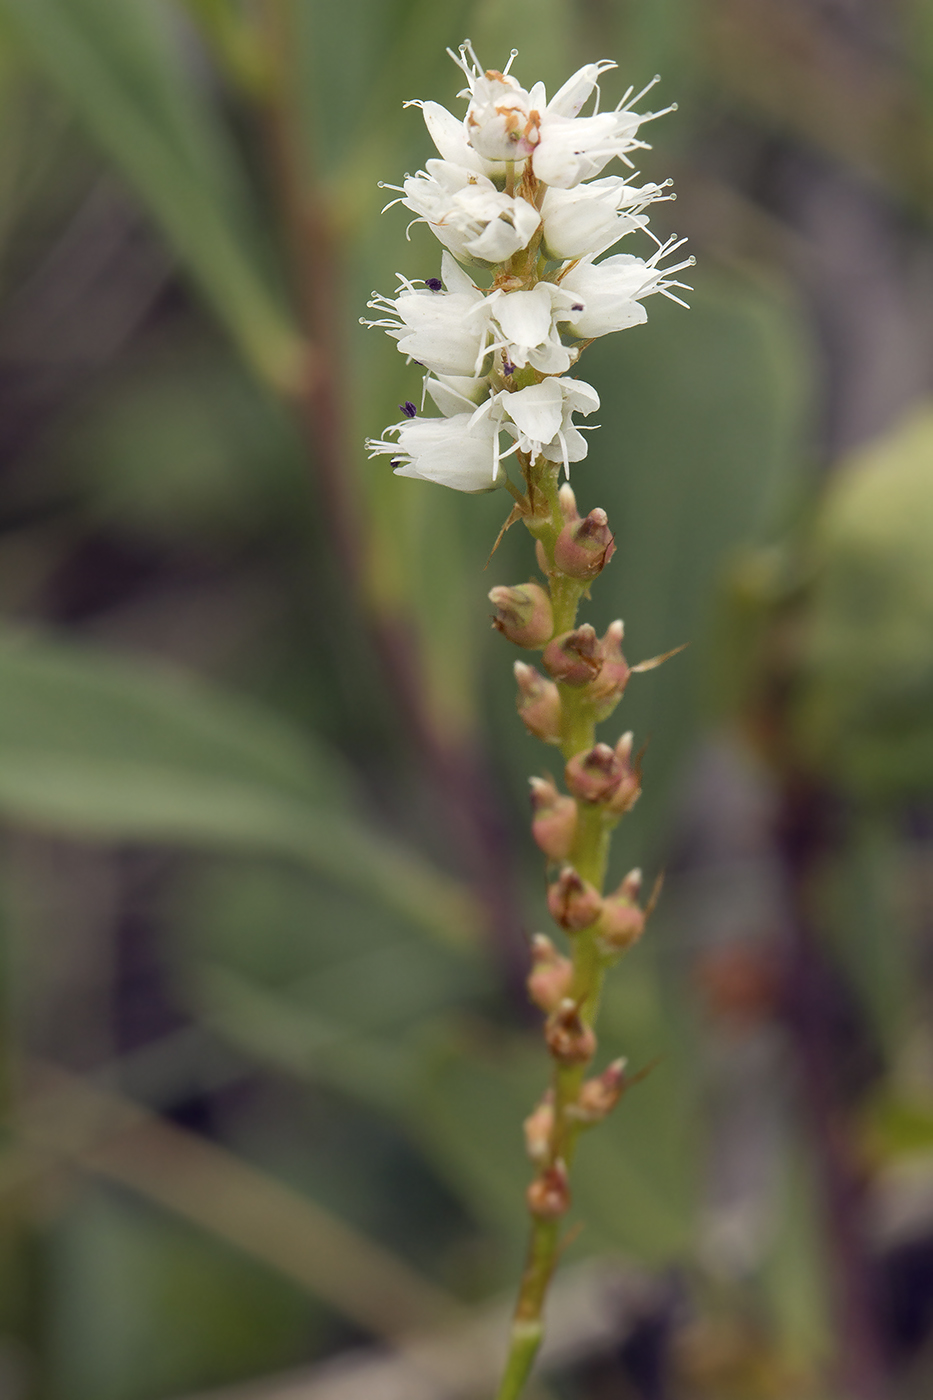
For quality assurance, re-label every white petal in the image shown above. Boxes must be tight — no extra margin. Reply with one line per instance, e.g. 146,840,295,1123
492,286,554,349
547,62,611,118
440,249,479,296
501,381,565,444
420,101,488,174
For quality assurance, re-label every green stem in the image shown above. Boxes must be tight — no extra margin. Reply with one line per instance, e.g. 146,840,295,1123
495,454,624,1399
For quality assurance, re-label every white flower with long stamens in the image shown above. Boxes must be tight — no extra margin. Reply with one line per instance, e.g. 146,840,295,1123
366,406,503,494
560,239,694,340
540,176,671,261
486,282,580,375
492,379,600,477
363,252,492,378
369,42,689,495
390,161,540,265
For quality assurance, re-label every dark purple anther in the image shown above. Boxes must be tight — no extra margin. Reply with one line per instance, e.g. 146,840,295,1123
503,359,516,376
390,459,401,467
571,303,584,311
399,401,417,418
426,277,443,291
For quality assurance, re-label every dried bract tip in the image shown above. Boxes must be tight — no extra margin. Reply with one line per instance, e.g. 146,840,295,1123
514,662,562,744
529,777,578,861
545,998,597,1064
565,741,626,805
489,582,554,648
572,1058,628,1123
527,933,574,1011
553,508,616,581
543,624,603,686
527,1159,570,1219
523,1091,555,1163
547,865,603,931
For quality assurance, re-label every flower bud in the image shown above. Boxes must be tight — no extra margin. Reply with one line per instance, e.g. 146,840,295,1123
527,933,575,1011
526,1159,570,1219
529,777,578,860
569,1058,628,1123
514,662,562,744
534,539,553,577
545,998,597,1064
558,483,579,523
603,732,641,815
547,865,603,931
565,742,626,805
595,867,657,954
489,582,554,648
553,508,616,581
543,624,603,686
585,620,631,721
523,1091,555,1163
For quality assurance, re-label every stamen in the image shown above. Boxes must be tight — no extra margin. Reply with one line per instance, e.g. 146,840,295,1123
426,277,443,291
399,401,417,418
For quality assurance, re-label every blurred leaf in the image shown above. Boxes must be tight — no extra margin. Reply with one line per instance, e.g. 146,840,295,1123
57,340,308,545
0,628,480,946
794,405,933,796
48,1185,315,1400
0,0,303,389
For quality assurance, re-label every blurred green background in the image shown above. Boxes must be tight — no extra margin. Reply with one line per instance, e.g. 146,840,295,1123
0,2,931,1398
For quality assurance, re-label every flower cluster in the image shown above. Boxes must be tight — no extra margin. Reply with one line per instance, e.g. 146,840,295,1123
365,41,692,493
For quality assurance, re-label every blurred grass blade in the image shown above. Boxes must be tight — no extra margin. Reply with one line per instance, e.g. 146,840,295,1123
0,629,480,946
22,1061,463,1335
0,0,304,390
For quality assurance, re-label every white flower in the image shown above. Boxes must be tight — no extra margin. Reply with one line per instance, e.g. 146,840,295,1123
441,44,668,191
559,239,694,340
366,407,503,494
391,160,540,265
487,281,579,375
492,378,600,476
540,176,670,261
363,251,492,377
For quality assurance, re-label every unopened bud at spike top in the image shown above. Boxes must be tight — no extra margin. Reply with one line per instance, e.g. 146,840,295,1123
514,662,562,744
547,865,604,931
488,582,554,648
545,998,597,1064
604,731,641,815
554,508,616,581
571,1059,628,1123
523,1091,555,1163
527,1159,571,1219
565,741,627,804
527,932,575,1011
543,624,603,686
586,620,631,721
529,777,578,860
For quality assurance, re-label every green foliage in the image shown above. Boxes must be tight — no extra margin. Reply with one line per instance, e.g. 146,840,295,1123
0,0,303,387
795,406,933,796
46,1186,316,1400
0,628,479,946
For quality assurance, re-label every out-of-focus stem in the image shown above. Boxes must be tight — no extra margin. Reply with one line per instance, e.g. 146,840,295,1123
235,1,528,978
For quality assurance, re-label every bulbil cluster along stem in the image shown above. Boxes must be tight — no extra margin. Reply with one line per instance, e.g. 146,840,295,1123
491,454,664,1400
